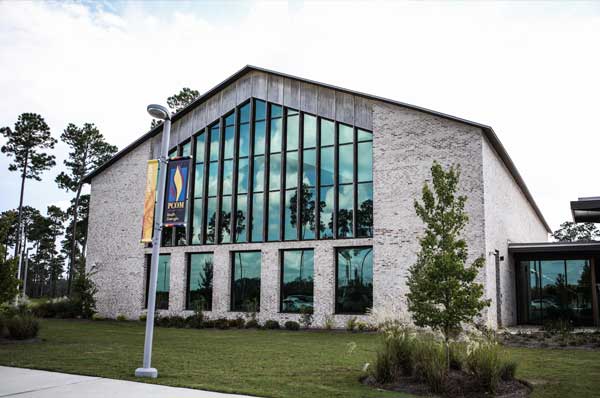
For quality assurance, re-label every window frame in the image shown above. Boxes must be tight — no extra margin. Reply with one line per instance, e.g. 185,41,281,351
144,253,171,310
230,250,262,312
334,245,374,315
279,248,315,314
185,252,214,311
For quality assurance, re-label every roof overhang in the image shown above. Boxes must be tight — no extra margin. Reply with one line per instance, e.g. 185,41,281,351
80,65,551,233
571,197,600,223
509,241,600,254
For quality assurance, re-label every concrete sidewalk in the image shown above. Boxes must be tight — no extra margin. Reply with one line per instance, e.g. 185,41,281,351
0,366,254,398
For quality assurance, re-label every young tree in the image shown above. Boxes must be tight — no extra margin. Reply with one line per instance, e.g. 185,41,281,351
407,162,490,368
150,87,199,128
1,113,56,259
0,249,19,304
552,221,600,242
0,210,18,261
55,123,117,294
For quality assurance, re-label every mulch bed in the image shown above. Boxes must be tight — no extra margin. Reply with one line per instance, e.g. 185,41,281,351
498,331,600,351
362,371,531,398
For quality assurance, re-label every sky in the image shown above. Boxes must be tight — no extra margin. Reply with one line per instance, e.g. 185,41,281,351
1,0,599,233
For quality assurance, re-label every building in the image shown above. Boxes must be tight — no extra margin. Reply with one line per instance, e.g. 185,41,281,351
83,66,599,328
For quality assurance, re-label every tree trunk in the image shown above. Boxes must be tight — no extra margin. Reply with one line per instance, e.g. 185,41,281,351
14,151,29,259
67,183,82,296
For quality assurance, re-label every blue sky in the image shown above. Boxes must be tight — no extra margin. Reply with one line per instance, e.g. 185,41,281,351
1,1,599,232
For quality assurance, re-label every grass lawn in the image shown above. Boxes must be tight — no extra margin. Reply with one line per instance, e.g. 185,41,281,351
0,320,599,398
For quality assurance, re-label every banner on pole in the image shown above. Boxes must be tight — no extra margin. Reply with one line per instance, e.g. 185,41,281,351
141,159,159,243
163,157,191,226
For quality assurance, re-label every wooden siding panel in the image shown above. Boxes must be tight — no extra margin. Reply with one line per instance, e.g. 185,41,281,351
252,71,268,100
267,74,284,104
335,91,354,125
236,74,252,103
206,95,220,124
354,96,373,130
283,78,301,109
317,86,335,120
300,82,318,115
221,83,237,114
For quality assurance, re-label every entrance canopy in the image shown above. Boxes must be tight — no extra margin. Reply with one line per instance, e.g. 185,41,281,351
571,197,600,223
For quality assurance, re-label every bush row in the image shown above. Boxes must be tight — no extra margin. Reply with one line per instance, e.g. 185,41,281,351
0,304,41,340
30,298,92,319
127,315,308,331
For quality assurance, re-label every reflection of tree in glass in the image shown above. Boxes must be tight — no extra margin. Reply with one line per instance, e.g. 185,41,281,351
233,210,246,242
356,199,373,237
337,209,353,237
289,184,317,239
191,258,213,311
336,248,373,313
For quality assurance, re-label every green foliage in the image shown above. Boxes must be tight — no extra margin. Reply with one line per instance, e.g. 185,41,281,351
284,321,300,331
407,162,489,348
215,318,230,329
31,298,78,318
245,319,259,329
1,113,56,181
0,256,20,304
466,342,506,393
552,221,600,242
323,315,334,330
346,317,357,332
372,328,416,383
229,317,245,329
412,336,448,393
264,320,280,330
71,265,97,318
448,341,467,370
299,306,313,329
167,87,199,113
6,314,40,340
139,314,147,322
91,313,104,321
116,314,127,321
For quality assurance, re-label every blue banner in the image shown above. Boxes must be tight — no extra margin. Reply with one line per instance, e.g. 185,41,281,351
163,157,191,226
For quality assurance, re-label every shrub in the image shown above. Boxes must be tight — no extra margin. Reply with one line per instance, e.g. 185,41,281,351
264,320,280,330
412,336,447,394
71,264,98,319
284,321,300,331
6,315,40,340
500,360,517,381
356,322,368,332
299,306,313,329
139,314,147,322
215,318,230,329
91,313,104,321
168,316,186,328
372,329,415,383
346,317,357,332
466,342,504,393
245,319,259,329
116,314,127,321
203,319,216,328
323,315,334,330
185,315,203,329
449,341,467,370
229,317,245,329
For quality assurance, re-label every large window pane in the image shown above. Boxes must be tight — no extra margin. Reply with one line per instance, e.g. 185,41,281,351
320,146,334,186
566,260,592,326
231,251,261,311
205,197,217,244
338,185,354,238
286,151,298,189
300,186,316,240
235,194,248,243
527,261,542,324
209,125,220,161
540,260,566,322
255,100,266,121
192,198,203,245
303,115,317,148
251,192,263,242
281,250,314,313
336,247,373,314
195,133,205,162
357,141,372,182
222,159,233,195
237,158,249,194
254,121,266,155
357,183,373,238
269,154,281,190
220,196,232,243
270,118,282,153
207,162,218,196
339,124,353,144
188,253,213,311
357,128,372,142
270,104,282,118
146,254,170,310
320,119,334,146
225,113,235,126
302,149,316,187
224,126,234,159
284,190,297,241
268,191,280,241
239,103,250,123
194,163,204,198
286,114,299,151
319,186,334,239
338,144,354,184
239,123,250,157
253,156,265,192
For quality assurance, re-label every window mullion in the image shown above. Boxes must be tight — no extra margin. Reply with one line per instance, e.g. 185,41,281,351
315,117,321,240
247,99,256,242
280,108,287,242
353,126,358,238
333,122,339,239
297,113,303,241
231,109,240,243
263,104,271,241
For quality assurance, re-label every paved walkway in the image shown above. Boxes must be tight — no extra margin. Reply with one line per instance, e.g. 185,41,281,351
0,366,254,398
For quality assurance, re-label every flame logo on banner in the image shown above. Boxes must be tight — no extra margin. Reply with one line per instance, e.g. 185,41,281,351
173,165,183,201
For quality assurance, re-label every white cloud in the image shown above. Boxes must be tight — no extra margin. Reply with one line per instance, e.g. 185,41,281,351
1,1,599,231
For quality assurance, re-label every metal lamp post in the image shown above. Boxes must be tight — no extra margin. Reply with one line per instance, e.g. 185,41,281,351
135,104,171,379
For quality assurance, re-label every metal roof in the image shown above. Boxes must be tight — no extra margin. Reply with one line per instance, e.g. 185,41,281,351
571,197,600,223
509,241,600,254
81,65,551,232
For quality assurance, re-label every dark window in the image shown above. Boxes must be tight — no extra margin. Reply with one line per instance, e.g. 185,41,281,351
145,254,170,310
231,251,261,311
281,249,314,313
336,247,373,314
187,253,213,311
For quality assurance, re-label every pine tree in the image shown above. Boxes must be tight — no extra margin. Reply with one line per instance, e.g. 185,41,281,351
150,87,199,128
407,162,490,368
56,123,117,294
1,113,56,259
